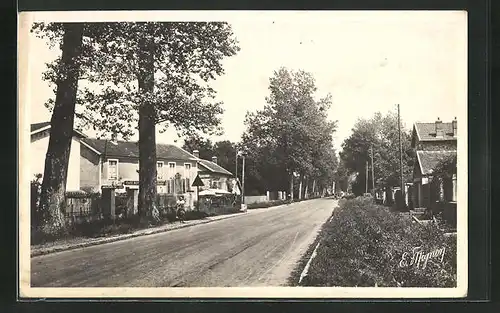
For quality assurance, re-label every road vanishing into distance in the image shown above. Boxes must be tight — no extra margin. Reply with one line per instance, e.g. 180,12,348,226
31,198,337,287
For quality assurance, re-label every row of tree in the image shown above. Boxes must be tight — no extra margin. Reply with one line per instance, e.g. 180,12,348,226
32,22,240,235
184,68,339,199
336,111,415,196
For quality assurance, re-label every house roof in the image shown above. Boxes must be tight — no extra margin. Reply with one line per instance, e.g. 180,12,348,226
81,138,197,161
416,151,457,175
30,121,88,138
197,159,234,177
413,122,456,142
31,122,51,132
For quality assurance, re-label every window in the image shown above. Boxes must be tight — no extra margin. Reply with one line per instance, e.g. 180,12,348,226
184,163,192,191
157,161,164,180
108,159,119,180
168,162,176,179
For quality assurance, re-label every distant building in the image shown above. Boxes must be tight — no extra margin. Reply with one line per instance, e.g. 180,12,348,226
192,151,235,193
79,137,199,197
410,118,457,209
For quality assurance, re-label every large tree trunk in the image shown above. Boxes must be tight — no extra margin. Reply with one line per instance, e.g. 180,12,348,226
312,179,316,196
38,23,84,236
290,173,294,201
137,26,158,224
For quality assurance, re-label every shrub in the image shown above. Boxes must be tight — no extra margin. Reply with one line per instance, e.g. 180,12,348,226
301,196,457,287
65,190,89,198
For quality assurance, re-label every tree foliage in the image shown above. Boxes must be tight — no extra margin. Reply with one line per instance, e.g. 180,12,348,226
32,22,240,224
339,111,414,196
182,135,237,177
32,22,240,140
241,68,338,195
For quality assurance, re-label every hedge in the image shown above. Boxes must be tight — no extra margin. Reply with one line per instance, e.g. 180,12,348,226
300,196,457,287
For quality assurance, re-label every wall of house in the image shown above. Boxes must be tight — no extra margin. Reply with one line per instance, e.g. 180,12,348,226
416,141,457,151
245,195,268,204
80,145,100,191
201,175,233,191
30,130,80,191
100,157,199,195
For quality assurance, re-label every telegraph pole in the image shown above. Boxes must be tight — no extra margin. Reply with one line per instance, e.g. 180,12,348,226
365,160,368,194
235,150,238,182
371,144,375,193
397,104,405,207
241,153,246,205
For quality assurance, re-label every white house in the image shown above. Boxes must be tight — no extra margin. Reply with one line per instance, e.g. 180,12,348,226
30,122,87,191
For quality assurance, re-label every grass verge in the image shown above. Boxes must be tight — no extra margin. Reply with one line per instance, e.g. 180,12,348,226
292,197,457,287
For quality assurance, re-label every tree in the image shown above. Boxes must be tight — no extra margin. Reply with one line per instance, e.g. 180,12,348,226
340,111,414,196
182,136,238,177
33,23,85,236
241,68,338,198
35,22,240,225
182,135,214,159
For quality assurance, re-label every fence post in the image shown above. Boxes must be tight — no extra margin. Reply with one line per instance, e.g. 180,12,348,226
102,186,116,221
126,187,138,217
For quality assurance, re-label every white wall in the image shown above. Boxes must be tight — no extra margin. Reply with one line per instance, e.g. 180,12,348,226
30,132,81,191
244,195,268,204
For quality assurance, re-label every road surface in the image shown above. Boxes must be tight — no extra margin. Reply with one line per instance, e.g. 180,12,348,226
31,198,336,287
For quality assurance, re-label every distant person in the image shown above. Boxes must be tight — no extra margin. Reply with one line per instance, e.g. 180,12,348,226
176,196,186,223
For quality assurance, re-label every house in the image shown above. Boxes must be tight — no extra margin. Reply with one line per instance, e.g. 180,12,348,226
192,150,236,193
411,118,457,209
30,122,87,191
79,137,200,200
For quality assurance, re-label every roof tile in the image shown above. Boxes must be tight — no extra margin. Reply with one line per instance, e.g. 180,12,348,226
414,122,456,141
82,138,196,161
417,150,457,175
198,159,233,176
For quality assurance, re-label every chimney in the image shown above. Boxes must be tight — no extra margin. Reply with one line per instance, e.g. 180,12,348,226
193,150,200,159
110,132,118,145
435,118,443,138
452,117,457,137
212,156,218,164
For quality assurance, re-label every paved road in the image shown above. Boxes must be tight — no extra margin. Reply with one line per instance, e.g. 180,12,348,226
31,198,337,287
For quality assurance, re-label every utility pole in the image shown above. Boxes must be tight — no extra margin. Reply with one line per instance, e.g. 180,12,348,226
397,104,405,207
241,153,245,205
235,150,238,182
365,160,368,194
371,144,375,194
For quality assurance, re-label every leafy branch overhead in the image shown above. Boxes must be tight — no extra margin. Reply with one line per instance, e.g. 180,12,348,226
32,22,240,140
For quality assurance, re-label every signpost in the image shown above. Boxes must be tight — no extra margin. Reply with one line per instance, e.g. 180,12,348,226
192,174,204,211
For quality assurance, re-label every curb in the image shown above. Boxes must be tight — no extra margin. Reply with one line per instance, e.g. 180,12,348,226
31,212,245,257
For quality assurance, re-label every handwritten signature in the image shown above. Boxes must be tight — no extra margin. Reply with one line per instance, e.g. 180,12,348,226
399,247,446,269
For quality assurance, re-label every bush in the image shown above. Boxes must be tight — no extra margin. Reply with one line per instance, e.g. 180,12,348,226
65,190,89,198
300,196,457,287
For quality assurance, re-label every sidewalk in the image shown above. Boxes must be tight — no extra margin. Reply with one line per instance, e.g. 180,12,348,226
31,211,246,257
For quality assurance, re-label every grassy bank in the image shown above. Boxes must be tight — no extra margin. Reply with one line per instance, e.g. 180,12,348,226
296,196,457,287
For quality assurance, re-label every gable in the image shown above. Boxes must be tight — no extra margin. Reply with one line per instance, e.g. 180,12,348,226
414,122,456,142
416,151,456,175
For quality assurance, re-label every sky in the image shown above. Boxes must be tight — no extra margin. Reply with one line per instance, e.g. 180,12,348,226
22,11,467,153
